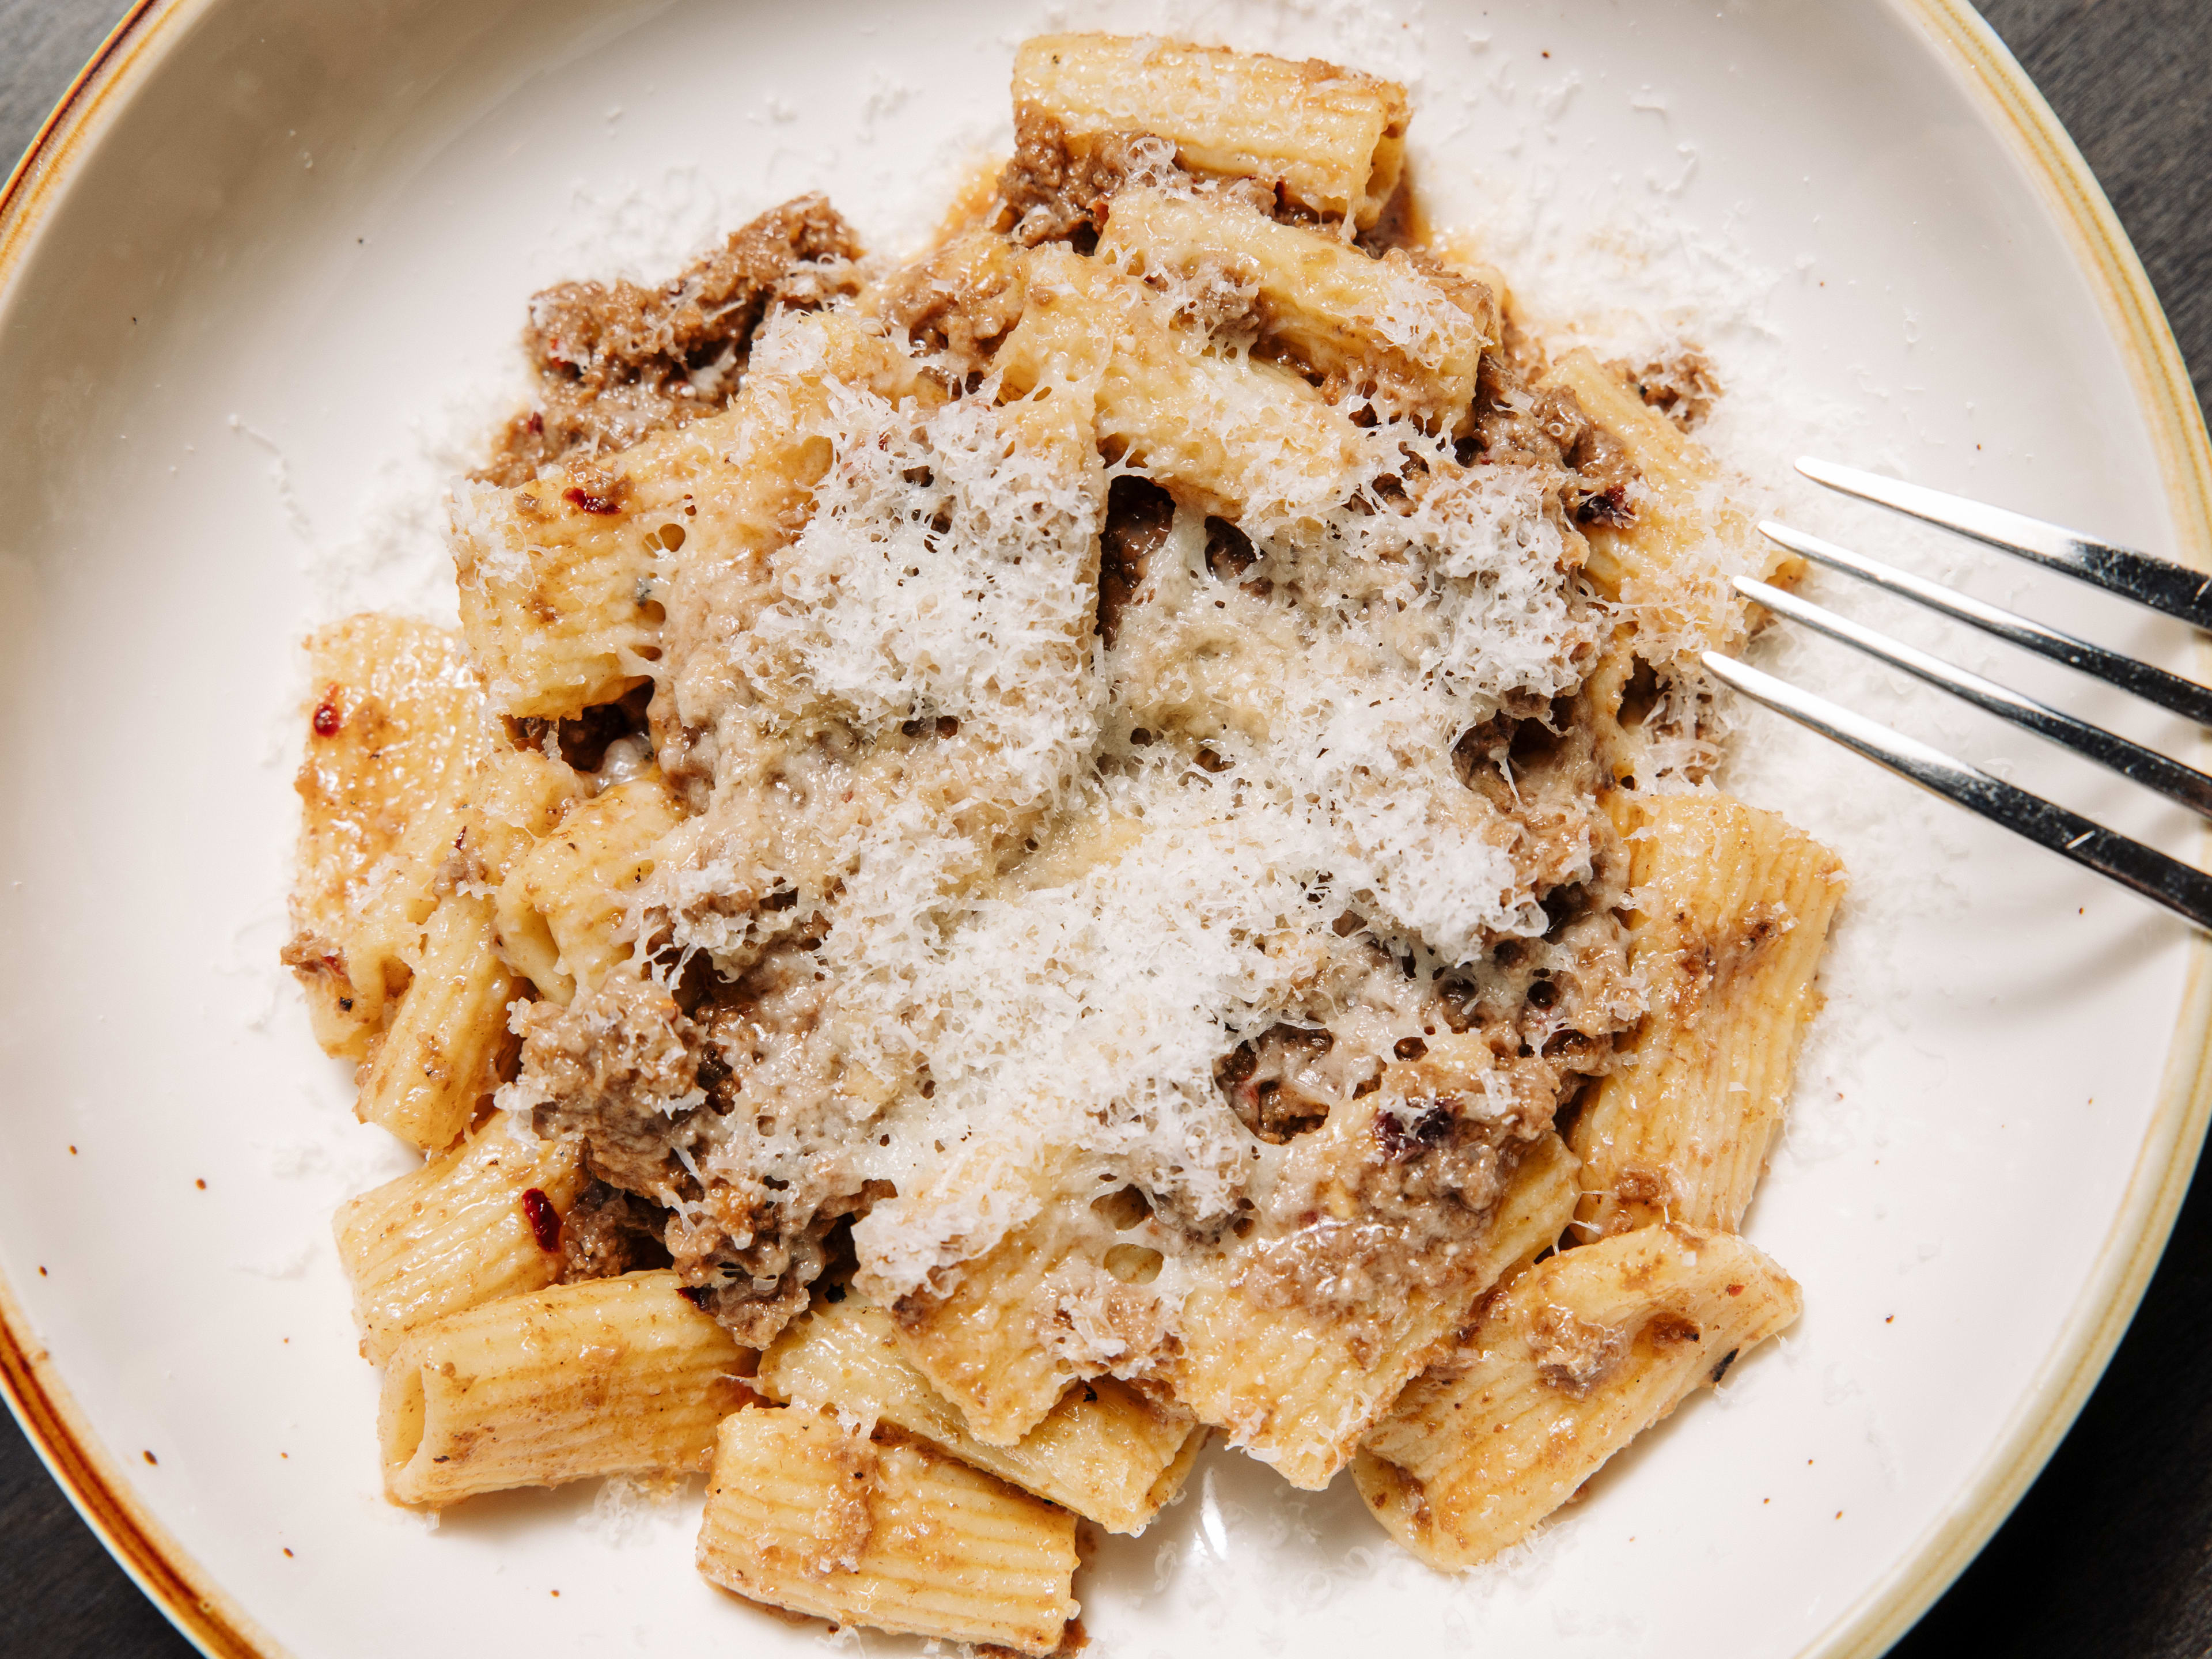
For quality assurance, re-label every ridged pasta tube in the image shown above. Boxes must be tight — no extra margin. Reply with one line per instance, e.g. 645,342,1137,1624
1013,34,1407,228
696,1406,1079,1657
1097,187,1493,429
1354,1224,1801,1568
493,771,682,1002
997,246,1362,530
379,1270,753,1505
759,1294,1203,1532
1571,793,1846,1237
352,894,516,1151
1545,348,1798,662
287,615,486,1055
335,1119,585,1363
1166,1128,1579,1490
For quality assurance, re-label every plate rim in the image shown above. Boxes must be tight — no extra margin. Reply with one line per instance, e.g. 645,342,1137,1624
1,3,2207,1656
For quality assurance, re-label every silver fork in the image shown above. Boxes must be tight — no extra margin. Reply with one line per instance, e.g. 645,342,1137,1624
1704,459,2212,931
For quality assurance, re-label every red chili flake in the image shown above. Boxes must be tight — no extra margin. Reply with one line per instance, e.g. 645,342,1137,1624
142,1450,158,1466
311,695,342,737
521,1188,562,1253
562,485,622,516
677,1285,713,1310
282,1548,294,1559
525,410,545,436
1725,1282,1744,1297
195,1179,207,1191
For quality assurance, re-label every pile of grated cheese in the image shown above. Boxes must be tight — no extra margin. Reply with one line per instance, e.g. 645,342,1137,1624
603,289,1609,1307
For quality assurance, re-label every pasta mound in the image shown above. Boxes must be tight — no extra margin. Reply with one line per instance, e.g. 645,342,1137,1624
291,32,1838,1654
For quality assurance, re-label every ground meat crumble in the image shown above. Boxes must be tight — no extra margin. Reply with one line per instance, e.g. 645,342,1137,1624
476,193,865,486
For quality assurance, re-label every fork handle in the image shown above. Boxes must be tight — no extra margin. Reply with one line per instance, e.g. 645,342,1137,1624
1798,457,2212,633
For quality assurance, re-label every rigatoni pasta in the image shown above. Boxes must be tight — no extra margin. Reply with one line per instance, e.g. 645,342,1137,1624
1545,347,1801,661
1096,187,1494,430
461,745,585,884
451,459,667,724
285,614,486,1056
379,1270,753,1505
698,1407,1080,1657
760,1292,1202,1532
1012,33,1408,228
493,771,681,1003
290,28,1844,1646
1353,1224,1802,1567
1571,793,1847,1237
1163,1127,1581,1490
997,244,1364,527
335,1119,588,1364
352,893,516,1150
868,1188,1098,1450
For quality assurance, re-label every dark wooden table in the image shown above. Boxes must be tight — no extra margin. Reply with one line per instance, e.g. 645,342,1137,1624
3,1,2207,1653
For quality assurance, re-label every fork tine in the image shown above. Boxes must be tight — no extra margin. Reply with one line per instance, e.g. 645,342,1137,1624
1702,652,2212,931
1796,457,2212,632
1759,520,2212,728
1736,575,2212,821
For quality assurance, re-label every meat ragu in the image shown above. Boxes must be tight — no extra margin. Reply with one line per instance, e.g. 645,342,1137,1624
475,192,864,486
291,30,1838,1653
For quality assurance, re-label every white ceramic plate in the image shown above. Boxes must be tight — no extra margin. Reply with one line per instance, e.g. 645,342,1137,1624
4,1,2209,1654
